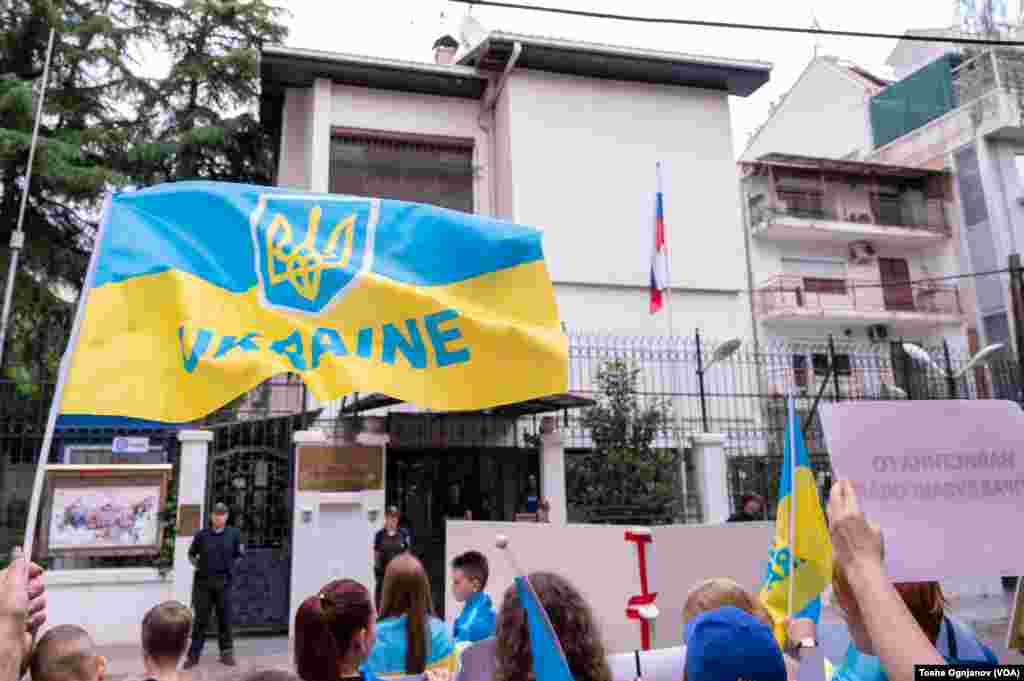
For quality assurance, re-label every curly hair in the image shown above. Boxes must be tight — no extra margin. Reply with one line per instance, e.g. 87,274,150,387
495,572,612,681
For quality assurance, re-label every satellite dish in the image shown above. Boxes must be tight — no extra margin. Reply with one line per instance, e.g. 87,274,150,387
459,13,488,50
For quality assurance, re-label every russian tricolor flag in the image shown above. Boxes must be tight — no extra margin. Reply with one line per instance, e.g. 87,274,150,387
650,163,670,314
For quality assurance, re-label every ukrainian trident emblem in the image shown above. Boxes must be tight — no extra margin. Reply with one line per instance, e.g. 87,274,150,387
251,194,378,315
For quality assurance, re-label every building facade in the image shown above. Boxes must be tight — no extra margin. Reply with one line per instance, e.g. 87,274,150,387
740,153,966,398
257,32,771,618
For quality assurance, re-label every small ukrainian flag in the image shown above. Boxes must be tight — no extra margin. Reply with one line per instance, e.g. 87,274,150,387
758,395,833,645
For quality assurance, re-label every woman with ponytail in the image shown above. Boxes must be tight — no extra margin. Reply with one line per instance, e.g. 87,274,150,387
365,554,457,678
295,579,379,681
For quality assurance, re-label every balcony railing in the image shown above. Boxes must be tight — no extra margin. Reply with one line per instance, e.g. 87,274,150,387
749,188,949,235
953,48,1024,108
755,275,962,319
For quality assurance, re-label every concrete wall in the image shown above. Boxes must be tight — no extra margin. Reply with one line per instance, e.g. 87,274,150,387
44,569,173,646
289,434,387,652
502,71,746,297
445,521,773,654
556,283,747,338
741,60,873,163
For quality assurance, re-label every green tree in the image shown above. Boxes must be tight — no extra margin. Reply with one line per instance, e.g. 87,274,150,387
125,0,288,186
0,0,162,379
567,360,682,522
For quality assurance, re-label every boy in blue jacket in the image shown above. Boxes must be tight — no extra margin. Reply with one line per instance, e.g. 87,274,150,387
451,550,496,644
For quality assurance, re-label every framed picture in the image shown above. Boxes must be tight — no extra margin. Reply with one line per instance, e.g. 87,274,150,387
40,464,172,558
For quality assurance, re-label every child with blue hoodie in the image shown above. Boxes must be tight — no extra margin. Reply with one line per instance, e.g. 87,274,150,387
450,550,496,645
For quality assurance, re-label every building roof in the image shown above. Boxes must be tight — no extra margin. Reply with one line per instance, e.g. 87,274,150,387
260,32,772,101
458,31,772,97
260,45,489,100
739,56,887,161
742,152,949,178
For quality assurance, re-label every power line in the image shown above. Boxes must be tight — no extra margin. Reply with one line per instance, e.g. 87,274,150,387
449,0,1024,46
743,266,1012,297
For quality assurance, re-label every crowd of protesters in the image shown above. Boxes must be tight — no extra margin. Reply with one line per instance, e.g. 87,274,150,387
0,480,1007,681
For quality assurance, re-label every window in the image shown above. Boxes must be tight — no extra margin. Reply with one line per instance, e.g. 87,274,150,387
803,278,847,295
812,353,852,376
329,134,474,213
782,257,847,279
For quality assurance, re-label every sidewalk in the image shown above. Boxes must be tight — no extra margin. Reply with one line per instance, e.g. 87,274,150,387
101,637,291,681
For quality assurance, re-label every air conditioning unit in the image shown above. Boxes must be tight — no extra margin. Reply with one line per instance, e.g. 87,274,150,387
849,240,876,264
867,324,890,343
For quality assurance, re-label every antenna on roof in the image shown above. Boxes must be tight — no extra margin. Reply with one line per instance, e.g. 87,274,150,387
811,13,824,58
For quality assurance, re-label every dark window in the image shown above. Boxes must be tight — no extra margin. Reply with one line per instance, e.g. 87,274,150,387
803,277,847,294
812,353,852,376
329,134,474,213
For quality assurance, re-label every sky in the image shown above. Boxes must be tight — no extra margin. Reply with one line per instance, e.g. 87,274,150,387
279,0,961,158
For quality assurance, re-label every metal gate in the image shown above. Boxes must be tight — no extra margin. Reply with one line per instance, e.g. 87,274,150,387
204,415,302,633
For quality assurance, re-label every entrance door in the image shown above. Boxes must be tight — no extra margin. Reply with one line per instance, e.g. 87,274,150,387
386,447,539,618
879,257,915,311
206,445,291,633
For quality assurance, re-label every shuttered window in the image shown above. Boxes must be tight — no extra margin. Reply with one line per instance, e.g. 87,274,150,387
329,133,475,213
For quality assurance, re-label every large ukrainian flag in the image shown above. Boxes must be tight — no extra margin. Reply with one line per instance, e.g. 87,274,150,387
59,182,568,424
759,396,833,644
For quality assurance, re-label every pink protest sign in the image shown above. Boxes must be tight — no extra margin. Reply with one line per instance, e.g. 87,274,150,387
819,400,1024,583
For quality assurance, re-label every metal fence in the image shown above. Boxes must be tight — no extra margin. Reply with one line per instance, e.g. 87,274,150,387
1,332,1020,541
566,331,1021,518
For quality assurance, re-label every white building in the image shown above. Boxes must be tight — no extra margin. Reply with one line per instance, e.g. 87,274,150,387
740,56,889,163
262,33,770,339
255,30,771,620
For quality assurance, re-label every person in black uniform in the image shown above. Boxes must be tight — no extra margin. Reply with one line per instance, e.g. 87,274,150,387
184,502,244,669
373,506,411,608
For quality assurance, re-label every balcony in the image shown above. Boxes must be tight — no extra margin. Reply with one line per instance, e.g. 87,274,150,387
742,154,951,247
755,274,962,327
870,49,1024,166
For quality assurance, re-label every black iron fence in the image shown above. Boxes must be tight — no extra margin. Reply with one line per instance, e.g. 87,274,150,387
1,332,1020,543
565,332,1021,518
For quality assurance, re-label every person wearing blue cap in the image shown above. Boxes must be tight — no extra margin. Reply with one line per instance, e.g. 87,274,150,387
683,606,788,681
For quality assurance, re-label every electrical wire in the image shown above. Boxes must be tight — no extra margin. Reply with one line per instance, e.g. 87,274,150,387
449,0,1024,47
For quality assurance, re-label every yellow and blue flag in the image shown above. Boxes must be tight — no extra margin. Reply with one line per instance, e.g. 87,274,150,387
759,396,833,645
59,182,568,424
516,576,575,681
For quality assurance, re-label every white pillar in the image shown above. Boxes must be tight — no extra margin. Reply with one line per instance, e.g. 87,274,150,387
173,430,213,607
691,433,730,524
539,416,567,524
309,78,332,194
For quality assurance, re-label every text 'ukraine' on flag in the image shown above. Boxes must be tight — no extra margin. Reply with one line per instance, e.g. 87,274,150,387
516,576,575,681
759,396,833,645
59,182,568,424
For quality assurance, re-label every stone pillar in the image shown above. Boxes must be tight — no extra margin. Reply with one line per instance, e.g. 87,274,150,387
691,433,730,524
539,416,567,524
309,78,332,193
173,430,213,607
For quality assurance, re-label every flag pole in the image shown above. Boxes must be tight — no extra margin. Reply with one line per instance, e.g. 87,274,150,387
786,392,798,619
0,27,57,368
656,162,675,337
496,534,569,662
22,196,112,560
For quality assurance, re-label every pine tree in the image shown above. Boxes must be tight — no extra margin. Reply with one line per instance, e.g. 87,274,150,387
126,0,288,186
0,0,160,379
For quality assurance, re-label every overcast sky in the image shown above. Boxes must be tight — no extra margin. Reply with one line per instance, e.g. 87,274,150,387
280,0,968,158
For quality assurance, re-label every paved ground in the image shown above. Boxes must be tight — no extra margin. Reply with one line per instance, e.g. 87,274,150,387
98,594,1022,681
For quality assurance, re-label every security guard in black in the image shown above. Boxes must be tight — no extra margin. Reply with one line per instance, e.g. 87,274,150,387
185,502,244,668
